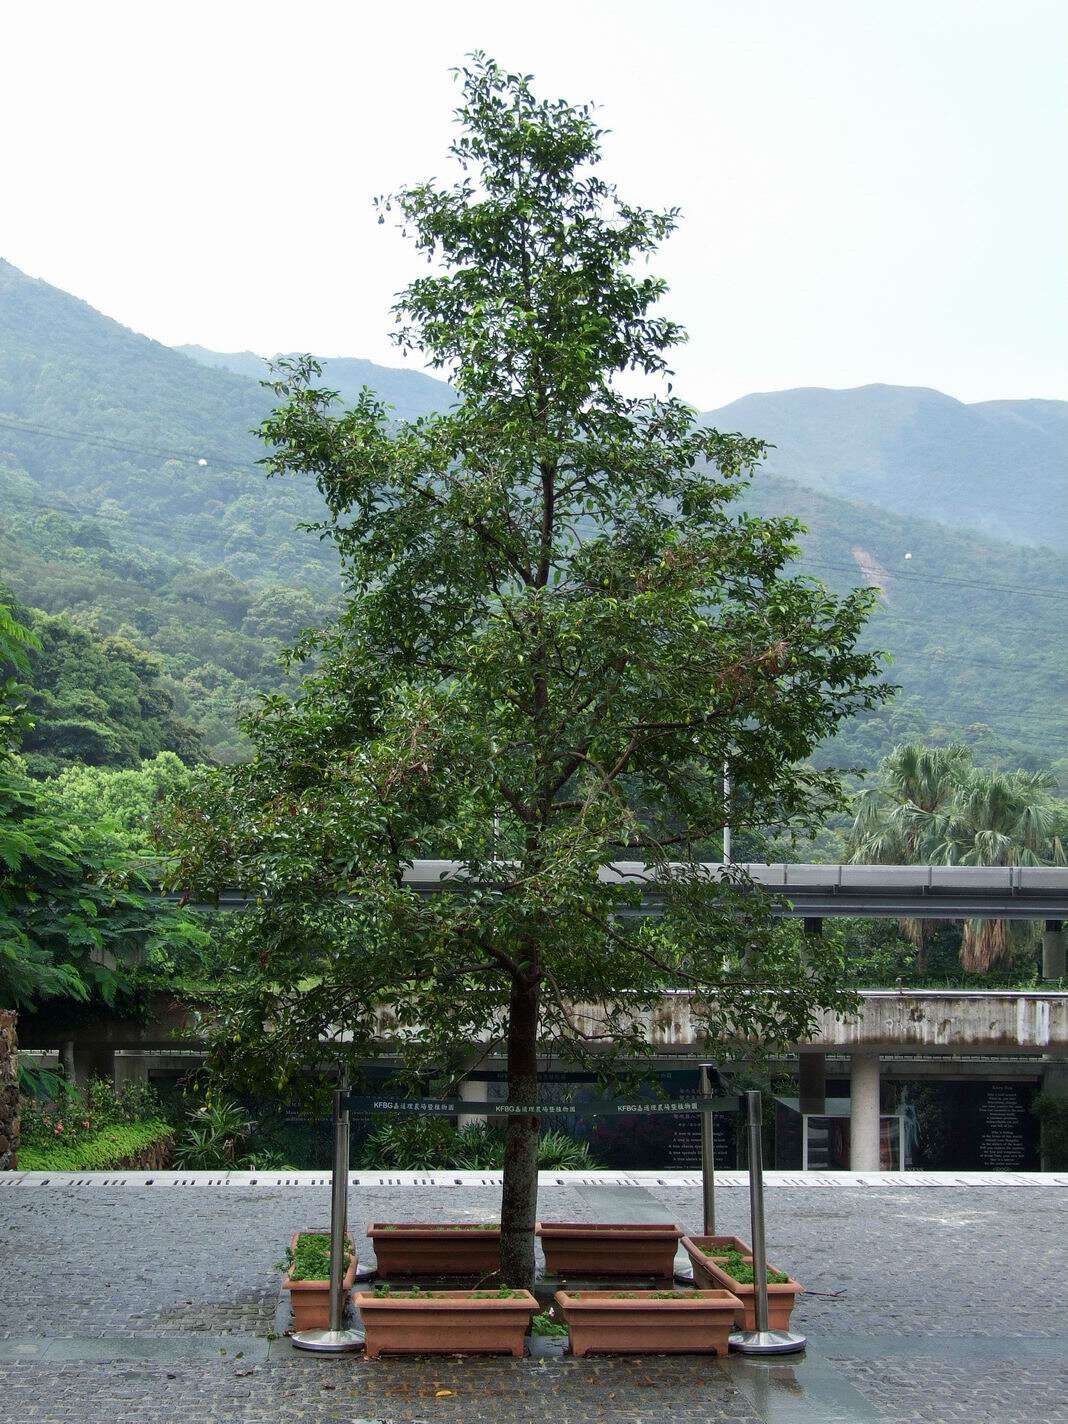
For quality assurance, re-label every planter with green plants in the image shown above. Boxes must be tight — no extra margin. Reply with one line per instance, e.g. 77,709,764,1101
554,1288,743,1356
536,1222,683,1279
281,1231,358,1331
357,1284,538,1357
367,1221,501,1276
680,1236,802,1330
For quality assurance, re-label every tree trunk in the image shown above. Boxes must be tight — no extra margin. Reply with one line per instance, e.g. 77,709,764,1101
499,975,540,1289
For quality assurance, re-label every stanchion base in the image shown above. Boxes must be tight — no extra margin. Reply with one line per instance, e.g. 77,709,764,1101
291,1328,364,1353
729,1328,806,1355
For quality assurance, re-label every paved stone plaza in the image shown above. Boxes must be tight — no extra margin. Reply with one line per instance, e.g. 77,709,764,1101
1,1170,1065,1423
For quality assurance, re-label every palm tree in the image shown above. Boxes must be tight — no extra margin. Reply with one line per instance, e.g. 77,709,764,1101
931,767,1066,972
848,743,970,970
850,744,1066,975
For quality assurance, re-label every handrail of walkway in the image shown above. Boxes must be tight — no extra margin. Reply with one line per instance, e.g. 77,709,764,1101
165,862,1068,920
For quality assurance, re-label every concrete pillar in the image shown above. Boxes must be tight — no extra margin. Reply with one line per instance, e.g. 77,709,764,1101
113,1052,149,1093
798,1051,826,1116
1042,921,1065,980
850,1053,882,1171
457,1078,486,1131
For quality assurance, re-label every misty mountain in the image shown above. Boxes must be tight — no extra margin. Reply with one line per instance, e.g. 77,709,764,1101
177,345,455,423
0,258,1063,768
701,384,1067,550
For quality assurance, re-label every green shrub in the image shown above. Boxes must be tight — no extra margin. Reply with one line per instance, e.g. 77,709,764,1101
172,1096,283,1170
18,1118,173,1171
19,1076,167,1153
358,1116,602,1171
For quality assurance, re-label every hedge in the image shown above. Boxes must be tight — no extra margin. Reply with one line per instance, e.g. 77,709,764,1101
18,1118,174,1171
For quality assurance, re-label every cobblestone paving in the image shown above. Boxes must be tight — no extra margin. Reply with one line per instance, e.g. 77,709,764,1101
1,1179,1066,1422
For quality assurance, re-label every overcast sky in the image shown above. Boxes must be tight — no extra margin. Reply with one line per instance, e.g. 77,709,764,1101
4,0,1065,408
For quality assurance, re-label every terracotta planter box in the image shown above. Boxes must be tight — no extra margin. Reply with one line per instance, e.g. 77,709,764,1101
357,1289,538,1357
537,1222,682,1279
367,1222,501,1277
555,1288,743,1356
282,1231,358,1332
681,1235,803,1331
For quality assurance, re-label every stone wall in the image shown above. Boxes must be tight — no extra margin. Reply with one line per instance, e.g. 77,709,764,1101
0,1010,18,1170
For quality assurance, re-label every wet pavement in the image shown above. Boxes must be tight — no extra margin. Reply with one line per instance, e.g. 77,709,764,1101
1,1170,1065,1422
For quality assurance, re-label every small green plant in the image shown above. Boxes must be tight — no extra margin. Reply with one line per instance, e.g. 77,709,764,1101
530,1309,569,1336
698,1246,787,1284
282,1232,353,1282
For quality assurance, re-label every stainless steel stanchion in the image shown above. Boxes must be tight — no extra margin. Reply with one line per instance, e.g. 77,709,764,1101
729,1089,805,1355
676,1062,717,1282
291,1071,363,1353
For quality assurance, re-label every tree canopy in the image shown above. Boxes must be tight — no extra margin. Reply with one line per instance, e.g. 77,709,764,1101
850,741,1066,971
0,603,206,1012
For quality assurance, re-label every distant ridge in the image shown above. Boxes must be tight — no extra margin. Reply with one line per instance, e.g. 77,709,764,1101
700,383,1067,550
177,345,454,423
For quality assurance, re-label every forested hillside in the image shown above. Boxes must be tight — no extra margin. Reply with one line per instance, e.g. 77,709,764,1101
1,259,1064,772
178,345,455,422
702,385,1067,550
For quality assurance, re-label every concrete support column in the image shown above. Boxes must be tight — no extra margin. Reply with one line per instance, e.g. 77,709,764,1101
850,1053,882,1171
798,1051,826,1116
113,1052,149,1093
1042,921,1065,980
457,1077,486,1131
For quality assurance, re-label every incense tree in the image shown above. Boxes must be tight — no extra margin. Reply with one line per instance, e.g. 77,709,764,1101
167,56,887,1287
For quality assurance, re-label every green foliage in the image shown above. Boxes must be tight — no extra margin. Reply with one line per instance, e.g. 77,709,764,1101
16,1118,173,1171
171,1096,280,1170
358,1116,601,1171
18,1075,173,1170
3,253,1065,771
849,742,1065,971
19,1074,165,1147
11,605,200,777
699,1246,788,1284
0,602,208,1010
281,1231,353,1282
530,1309,569,1336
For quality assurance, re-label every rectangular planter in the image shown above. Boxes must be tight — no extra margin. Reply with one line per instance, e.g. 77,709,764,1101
555,1288,743,1357
367,1222,501,1277
681,1235,803,1331
357,1289,538,1357
537,1222,682,1279
282,1231,358,1332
